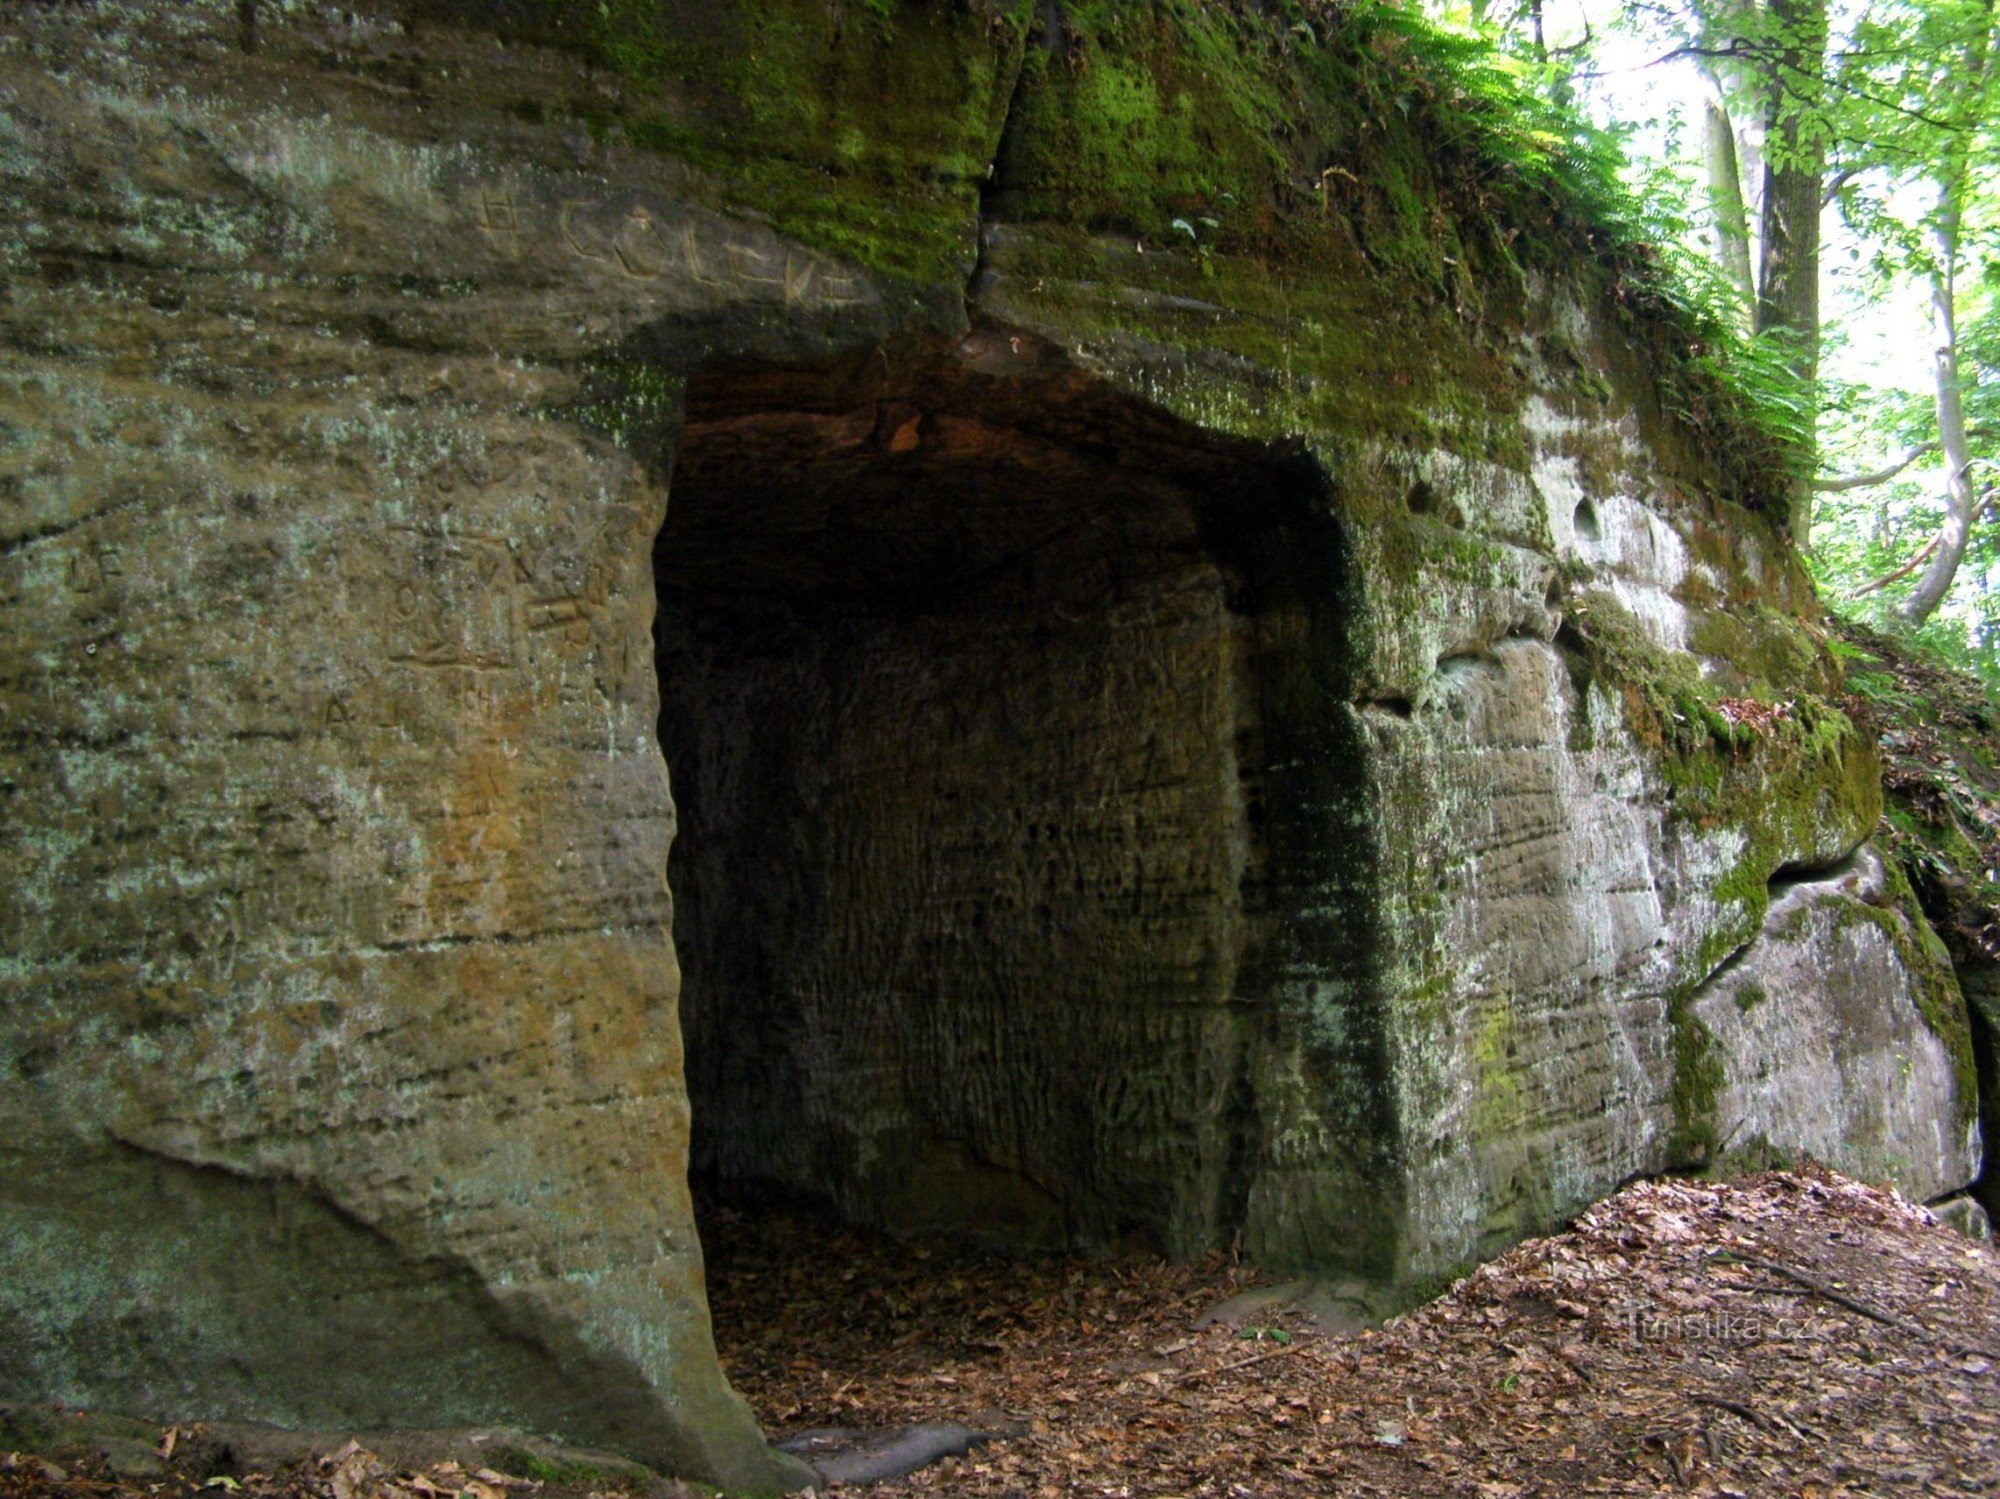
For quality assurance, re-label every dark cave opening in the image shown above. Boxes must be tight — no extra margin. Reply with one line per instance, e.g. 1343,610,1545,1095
653,332,1347,1259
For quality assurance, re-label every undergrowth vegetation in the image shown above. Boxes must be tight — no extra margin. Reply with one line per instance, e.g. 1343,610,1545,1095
1297,2,1816,486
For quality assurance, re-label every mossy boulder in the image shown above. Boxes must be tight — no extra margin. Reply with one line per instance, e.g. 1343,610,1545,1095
1832,624,2000,1217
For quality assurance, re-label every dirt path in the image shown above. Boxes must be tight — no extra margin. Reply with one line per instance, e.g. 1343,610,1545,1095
706,1167,2000,1496
6,1167,1996,1497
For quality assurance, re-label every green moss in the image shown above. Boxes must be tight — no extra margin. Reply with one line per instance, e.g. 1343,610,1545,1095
1688,607,1835,701
1830,859,1981,1133
1557,590,1897,1052
1733,980,1767,1013
420,0,1032,285
1711,1135,1797,1176
1833,624,2000,1002
1469,998,1523,1139
979,0,1790,504
403,0,1789,502
1462,994,1561,1254
982,221,1532,461
0,1409,61,1452
490,1447,666,1489
564,359,685,467
990,2,1294,234
1614,612,1983,1158
1667,1004,1726,1165
1563,592,1877,851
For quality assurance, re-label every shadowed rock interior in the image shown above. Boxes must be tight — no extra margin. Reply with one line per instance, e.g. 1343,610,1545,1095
656,338,1359,1258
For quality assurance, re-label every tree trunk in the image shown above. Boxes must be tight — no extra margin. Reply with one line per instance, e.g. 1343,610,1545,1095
1894,1,1992,625
1897,271,1975,626
1898,143,1986,618
1700,73,1755,312
1755,0,1826,544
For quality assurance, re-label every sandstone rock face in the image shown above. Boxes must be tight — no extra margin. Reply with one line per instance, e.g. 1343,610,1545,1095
1690,848,1971,1201
662,372,1291,1255
1346,439,1980,1278
0,0,1981,1484
0,14,834,1489
1832,627,2000,1219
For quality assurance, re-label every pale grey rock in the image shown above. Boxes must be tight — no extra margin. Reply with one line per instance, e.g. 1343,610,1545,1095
1192,1279,1387,1339
1691,848,1980,1200
1930,1196,1993,1242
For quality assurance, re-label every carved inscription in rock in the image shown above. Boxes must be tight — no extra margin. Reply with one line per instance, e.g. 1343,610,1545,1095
488,187,874,308
474,189,524,255
386,528,516,669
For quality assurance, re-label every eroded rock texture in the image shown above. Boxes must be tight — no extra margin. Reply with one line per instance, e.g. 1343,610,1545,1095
0,0,1982,1483
1691,848,1970,1201
659,356,1345,1257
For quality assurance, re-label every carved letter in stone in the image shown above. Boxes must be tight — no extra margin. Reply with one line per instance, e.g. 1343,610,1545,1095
474,190,524,255
612,208,673,280
559,200,612,262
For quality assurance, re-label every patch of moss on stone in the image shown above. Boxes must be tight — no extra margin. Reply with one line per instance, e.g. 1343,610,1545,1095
979,225,1491,448
1667,1003,1726,1165
1555,589,1900,1073
1827,858,1981,1135
988,1,1299,235
1564,591,1877,858
490,1447,669,1489
975,0,1795,509
1359,508,1532,598
420,0,1033,285
408,0,1789,507
564,358,685,468
1833,623,2000,959
1468,997,1523,1140
1711,1135,1796,1177
1688,606,1837,703
0,1409,62,1453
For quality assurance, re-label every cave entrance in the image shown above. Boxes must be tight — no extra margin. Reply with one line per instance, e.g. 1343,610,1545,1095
654,329,1337,1259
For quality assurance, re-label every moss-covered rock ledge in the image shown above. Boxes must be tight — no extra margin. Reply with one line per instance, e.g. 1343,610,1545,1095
0,0,1979,1488
1832,624,2000,1222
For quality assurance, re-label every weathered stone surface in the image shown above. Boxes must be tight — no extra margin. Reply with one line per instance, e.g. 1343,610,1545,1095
1689,847,1977,1199
0,0,1982,1481
658,354,1338,1257
1932,1196,1994,1242
0,12,829,1488
1839,625,2000,1220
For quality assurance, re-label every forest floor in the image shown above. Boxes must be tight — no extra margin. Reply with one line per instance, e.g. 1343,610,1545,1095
706,1166,2000,1496
5,1166,1998,1499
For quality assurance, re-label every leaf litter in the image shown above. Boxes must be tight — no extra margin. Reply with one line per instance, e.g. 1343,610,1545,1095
4,1166,1996,1498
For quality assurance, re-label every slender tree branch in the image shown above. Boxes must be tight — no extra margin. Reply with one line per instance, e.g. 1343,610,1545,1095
1846,493,1997,599
1820,165,1861,207
1814,441,1939,491
1581,39,1972,132
1815,428,2000,491
1848,530,1943,596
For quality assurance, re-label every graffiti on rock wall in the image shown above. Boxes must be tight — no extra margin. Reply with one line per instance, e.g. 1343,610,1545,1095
471,183,875,310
